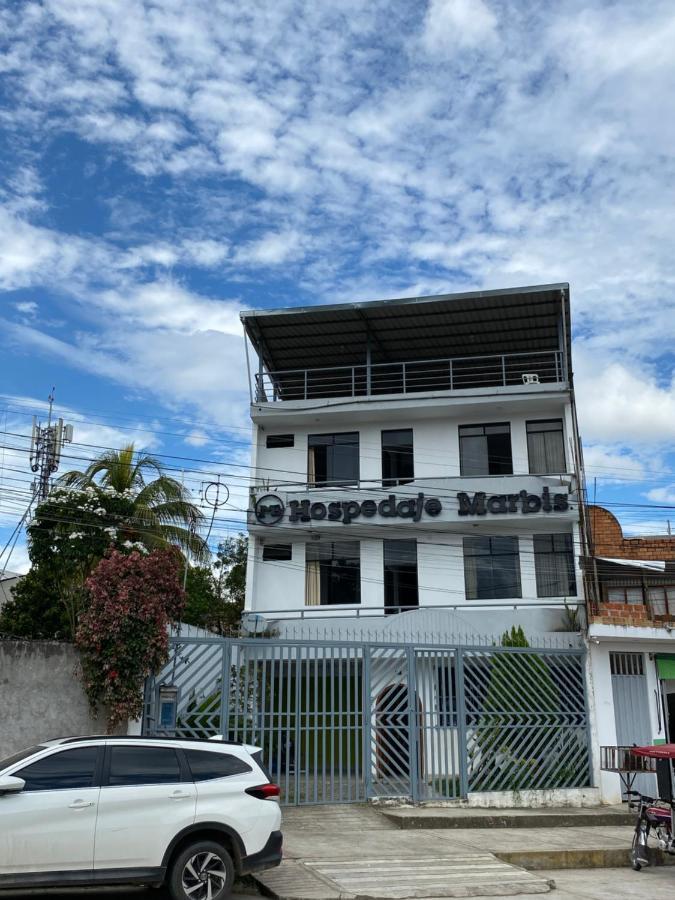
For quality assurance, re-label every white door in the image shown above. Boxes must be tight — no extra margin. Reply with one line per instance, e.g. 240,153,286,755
0,746,101,874
94,744,196,870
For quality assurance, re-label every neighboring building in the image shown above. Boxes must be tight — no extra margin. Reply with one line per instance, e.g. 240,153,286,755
585,505,675,801
240,283,585,644
0,570,21,611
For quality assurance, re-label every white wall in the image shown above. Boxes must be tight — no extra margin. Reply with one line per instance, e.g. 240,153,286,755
251,523,580,615
253,407,573,489
587,640,674,803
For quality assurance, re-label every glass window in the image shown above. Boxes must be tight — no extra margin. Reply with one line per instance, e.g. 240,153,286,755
185,750,251,781
266,434,294,448
607,586,645,605
0,745,45,773
107,746,181,786
15,747,99,792
262,544,293,561
459,423,512,476
308,432,359,487
463,536,521,600
527,420,566,474
382,429,414,487
384,539,418,614
437,660,457,727
533,534,577,597
305,541,360,606
647,586,675,617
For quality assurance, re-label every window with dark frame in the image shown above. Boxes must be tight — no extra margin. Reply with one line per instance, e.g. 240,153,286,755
382,428,414,486
266,434,295,449
262,544,293,561
308,432,359,487
107,746,182,786
14,747,99,792
384,539,418,614
459,423,513,476
305,540,360,606
437,660,457,727
184,749,252,781
533,534,577,597
527,420,566,474
463,535,521,600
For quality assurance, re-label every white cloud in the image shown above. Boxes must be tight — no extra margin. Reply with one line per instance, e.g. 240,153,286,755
582,445,648,484
185,430,209,447
422,0,497,51
237,231,304,266
646,485,675,504
14,300,37,317
574,346,675,445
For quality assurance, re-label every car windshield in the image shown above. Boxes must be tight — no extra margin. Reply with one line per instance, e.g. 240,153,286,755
0,745,45,772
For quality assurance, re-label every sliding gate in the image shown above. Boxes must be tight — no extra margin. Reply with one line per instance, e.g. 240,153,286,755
144,637,591,804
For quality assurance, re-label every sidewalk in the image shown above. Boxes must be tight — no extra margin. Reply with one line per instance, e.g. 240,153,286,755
252,805,674,900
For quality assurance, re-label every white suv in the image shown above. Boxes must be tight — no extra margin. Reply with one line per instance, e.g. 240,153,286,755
0,735,282,900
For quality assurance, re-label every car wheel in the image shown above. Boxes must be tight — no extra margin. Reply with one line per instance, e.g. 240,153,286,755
168,840,234,900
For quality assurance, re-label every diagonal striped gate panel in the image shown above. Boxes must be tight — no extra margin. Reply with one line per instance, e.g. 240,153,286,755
464,648,591,792
145,637,591,804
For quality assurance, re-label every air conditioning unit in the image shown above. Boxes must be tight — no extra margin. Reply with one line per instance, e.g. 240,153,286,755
522,373,540,384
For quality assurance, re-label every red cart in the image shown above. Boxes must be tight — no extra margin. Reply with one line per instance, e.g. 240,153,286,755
601,744,675,870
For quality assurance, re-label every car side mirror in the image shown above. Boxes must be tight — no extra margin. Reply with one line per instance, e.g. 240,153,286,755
0,775,26,795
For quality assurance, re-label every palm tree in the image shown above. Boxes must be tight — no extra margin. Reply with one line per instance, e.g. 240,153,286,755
58,444,209,562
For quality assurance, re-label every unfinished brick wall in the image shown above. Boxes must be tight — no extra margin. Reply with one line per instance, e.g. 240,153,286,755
588,505,675,560
588,505,675,625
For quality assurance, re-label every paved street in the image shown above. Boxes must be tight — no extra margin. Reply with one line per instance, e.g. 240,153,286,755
520,868,675,900
1,870,675,900
0,891,257,899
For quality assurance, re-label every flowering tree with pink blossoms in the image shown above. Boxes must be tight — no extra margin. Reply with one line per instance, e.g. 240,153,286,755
77,547,185,732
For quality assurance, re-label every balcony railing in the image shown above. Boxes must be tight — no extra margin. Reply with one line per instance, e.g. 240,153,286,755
255,349,565,402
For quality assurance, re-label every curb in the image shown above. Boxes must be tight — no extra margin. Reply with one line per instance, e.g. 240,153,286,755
381,812,635,830
495,847,675,870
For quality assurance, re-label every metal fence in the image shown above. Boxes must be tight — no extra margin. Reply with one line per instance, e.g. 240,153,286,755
144,637,591,804
255,349,565,402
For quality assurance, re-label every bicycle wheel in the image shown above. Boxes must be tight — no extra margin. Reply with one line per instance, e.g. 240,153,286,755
631,822,650,870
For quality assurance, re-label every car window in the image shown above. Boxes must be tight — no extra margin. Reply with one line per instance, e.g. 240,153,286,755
0,745,45,773
107,746,182,786
251,750,272,781
185,749,251,781
14,747,99,791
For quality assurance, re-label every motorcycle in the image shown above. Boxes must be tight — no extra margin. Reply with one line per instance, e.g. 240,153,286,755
625,744,675,871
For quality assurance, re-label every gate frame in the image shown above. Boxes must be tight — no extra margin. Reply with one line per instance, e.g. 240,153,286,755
145,635,592,804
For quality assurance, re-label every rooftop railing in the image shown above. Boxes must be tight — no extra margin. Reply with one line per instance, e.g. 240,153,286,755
255,349,565,402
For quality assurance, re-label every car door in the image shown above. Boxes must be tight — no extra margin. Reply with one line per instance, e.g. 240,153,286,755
94,743,196,871
0,745,101,875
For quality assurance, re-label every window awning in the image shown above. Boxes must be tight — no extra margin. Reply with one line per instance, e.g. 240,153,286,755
598,557,666,572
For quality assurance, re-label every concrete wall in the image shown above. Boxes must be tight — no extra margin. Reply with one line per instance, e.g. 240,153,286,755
0,640,109,759
254,407,573,488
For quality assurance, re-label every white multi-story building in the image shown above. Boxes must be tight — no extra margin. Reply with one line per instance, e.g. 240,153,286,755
240,283,585,644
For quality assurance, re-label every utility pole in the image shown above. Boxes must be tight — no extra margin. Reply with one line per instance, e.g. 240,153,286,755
29,389,74,502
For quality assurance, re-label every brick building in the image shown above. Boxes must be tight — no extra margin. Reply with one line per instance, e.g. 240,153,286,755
584,505,675,802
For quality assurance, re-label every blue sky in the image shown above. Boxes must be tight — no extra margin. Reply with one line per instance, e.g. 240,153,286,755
2,0,675,571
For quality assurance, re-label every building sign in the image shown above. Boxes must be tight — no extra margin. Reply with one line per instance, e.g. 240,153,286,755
255,486,570,525
254,492,442,525
457,487,568,516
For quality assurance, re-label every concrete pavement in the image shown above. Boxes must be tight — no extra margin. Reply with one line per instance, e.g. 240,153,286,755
252,804,674,899
504,867,675,900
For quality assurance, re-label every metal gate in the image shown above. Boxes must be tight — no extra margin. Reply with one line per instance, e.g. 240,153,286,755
610,652,656,795
144,637,591,804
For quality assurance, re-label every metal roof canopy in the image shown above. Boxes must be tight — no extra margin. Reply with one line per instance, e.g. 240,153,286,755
241,283,571,375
